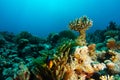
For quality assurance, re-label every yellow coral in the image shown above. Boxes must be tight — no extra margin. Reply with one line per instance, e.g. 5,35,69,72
69,16,93,46
100,75,114,80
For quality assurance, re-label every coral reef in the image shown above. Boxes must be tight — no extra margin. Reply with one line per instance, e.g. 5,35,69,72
0,16,120,80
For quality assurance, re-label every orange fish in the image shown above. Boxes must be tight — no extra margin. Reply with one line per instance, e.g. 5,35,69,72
46,56,53,69
47,60,53,69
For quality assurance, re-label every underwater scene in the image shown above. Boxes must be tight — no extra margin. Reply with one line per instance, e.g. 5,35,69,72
0,0,120,80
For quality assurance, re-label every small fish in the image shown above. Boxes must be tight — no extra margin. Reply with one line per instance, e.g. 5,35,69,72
46,56,53,69
48,60,53,69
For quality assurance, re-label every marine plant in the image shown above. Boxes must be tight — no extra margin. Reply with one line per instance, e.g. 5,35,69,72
52,39,76,80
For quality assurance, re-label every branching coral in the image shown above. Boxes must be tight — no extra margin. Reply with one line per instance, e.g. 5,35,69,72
69,16,93,46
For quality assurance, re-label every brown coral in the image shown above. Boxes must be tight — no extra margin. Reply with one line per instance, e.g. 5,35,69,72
88,44,96,52
106,38,120,50
69,16,93,46
106,38,116,49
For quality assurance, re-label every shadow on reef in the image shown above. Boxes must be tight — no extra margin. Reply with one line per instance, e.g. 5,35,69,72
0,16,120,80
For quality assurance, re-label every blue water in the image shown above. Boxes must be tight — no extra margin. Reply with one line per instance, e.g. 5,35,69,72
0,0,120,37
